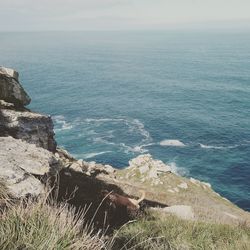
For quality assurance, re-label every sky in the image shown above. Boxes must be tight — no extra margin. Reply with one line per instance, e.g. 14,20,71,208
0,0,250,31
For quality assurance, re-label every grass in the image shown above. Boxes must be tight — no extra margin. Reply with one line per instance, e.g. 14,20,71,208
0,179,10,201
112,211,250,250
0,182,108,250
1,180,249,250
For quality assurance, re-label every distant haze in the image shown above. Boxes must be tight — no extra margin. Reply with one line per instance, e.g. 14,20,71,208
0,0,250,31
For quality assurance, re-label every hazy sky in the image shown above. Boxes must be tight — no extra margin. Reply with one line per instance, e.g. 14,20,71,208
0,0,250,31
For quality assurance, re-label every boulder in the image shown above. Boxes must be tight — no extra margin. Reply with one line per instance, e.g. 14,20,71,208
126,154,172,185
0,66,31,106
0,108,57,152
0,137,62,198
128,154,172,174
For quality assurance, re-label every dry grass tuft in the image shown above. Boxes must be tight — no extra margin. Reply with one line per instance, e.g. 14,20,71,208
0,181,108,250
112,210,250,250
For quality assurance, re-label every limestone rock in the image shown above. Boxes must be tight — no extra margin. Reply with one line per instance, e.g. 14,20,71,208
0,108,56,152
153,205,195,220
178,182,188,189
190,177,211,189
128,154,172,173
0,66,31,106
127,154,172,185
163,205,194,220
83,161,116,176
70,162,83,172
0,66,19,80
0,137,62,198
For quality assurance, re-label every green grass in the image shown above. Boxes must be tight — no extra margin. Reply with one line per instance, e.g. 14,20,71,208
0,181,108,250
0,200,109,250
112,211,250,250
1,180,249,250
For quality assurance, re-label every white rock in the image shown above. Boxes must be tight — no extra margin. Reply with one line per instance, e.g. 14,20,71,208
162,205,195,220
77,159,84,166
190,177,200,185
0,137,62,198
0,66,19,80
138,164,150,174
202,182,211,188
128,154,172,181
104,164,116,174
70,162,83,172
178,182,188,189
168,189,175,193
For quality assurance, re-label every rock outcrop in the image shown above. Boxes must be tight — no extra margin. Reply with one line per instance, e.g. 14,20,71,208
0,136,62,198
0,107,57,152
152,205,195,220
126,154,172,185
0,66,31,107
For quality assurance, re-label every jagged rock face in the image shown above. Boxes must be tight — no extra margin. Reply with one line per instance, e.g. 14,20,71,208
0,137,62,198
0,66,31,107
127,154,172,185
0,108,57,152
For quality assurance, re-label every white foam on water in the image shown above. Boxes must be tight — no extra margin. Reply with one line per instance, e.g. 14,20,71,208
93,137,116,145
119,143,149,154
82,151,112,159
199,144,238,150
82,117,153,155
53,115,73,132
168,162,189,176
125,118,152,142
160,139,186,147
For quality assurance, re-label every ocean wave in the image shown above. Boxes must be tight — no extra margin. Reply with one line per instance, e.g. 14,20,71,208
84,117,151,141
119,143,149,154
83,117,152,154
53,115,73,131
199,144,238,150
160,139,186,147
82,151,112,159
93,137,116,145
168,162,189,176
124,118,151,142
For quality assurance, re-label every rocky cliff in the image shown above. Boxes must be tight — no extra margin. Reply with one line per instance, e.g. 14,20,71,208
0,67,249,229
0,67,30,107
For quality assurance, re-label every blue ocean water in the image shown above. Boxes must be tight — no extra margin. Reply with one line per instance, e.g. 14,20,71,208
0,31,249,210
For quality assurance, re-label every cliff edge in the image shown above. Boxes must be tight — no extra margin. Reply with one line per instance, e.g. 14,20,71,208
0,67,249,230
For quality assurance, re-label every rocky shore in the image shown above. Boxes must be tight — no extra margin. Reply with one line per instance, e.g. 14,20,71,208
1,67,249,229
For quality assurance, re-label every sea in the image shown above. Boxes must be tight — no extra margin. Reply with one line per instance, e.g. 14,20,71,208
0,31,249,211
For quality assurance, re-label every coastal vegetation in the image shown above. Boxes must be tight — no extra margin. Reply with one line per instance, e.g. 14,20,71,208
1,182,249,250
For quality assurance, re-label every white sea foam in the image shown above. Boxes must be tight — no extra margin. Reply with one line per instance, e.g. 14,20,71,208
84,118,125,124
125,118,151,142
83,117,152,154
168,162,189,176
160,139,186,147
83,151,112,159
53,115,73,131
119,143,149,154
199,144,237,150
93,137,116,145
85,117,151,140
